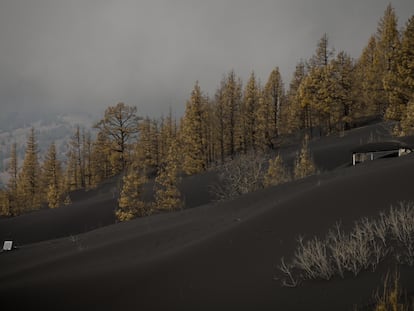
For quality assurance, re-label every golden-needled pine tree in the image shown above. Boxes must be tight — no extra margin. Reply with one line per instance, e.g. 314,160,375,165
18,128,41,212
42,142,63,209
6,143,19,215
154,138,182,211
117,164,149,221
181,81,208,175
264,154,290,187
294,135,317,180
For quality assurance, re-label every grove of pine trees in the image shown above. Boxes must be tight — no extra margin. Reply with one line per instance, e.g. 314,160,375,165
1,5,413,220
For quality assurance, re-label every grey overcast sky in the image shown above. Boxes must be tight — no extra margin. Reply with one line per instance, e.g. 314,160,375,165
0,0,413,119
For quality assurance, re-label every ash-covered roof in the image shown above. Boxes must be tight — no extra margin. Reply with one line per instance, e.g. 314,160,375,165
351,141,412,153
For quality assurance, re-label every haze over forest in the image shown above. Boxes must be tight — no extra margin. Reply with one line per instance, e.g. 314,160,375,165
1,0,413,125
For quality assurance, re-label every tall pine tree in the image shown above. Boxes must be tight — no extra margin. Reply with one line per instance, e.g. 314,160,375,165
18,128,41,212
376,4,401,118
6,143,18,215
42,142,63,209
241,72,260,152
181,81,208,175
154,138,182,211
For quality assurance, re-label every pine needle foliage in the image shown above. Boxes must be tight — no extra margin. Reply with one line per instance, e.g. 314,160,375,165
400,101,414,136
294,136,317,180
181,82,208,175
42,142,63,208
373,272,409,311
18,128,41,212
6,143,19,215
264,154,291,187
154,139,182,211
117,167,149,221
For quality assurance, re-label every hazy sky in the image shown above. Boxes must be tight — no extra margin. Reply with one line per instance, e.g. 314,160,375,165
0,0,413,119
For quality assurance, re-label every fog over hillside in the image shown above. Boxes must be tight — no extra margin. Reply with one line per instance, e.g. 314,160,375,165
1,0,413,124
0,113,95,187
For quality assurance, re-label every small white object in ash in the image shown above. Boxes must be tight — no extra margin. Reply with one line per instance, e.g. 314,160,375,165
2,241,13,251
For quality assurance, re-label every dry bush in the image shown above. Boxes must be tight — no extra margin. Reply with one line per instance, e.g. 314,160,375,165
327,223,349,278
212,152,267,201
387,202,414,265
278,202,414,286
293,236,333,280
278,257,298,287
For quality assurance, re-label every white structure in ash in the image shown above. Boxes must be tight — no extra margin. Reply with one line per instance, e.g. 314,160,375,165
351,141,412,166
2,241,13,251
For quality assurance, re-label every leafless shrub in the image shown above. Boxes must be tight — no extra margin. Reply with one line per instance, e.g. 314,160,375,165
327,223,349,278
292,236,333,280
386,202,414,265
370,240,388,270
278,202,414,286
278,257,298,287
212,153,267,201
373,212,388,246
348,219,374,274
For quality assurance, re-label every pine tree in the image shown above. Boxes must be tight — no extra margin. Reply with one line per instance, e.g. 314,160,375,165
136,117,158,173
264,67,284,142
65,126,84,191
255,86,271,151
117,166,149,221
214,71,243,160
313,65,334,135
400,101,414,136
89,131,113,187
330,51,356,131
42,142,63,208
298,34,336,136
263,154,290,187
82,130,93,188
294,136,317,180
63,194,72,206
309,33,334,69
0,190,9,216
298,67,327,137
181,81,208,175
159,109,177,163
215,78,227,163
18,128,41,212
224,71,243,157
355,36,382,117
94,102,141,170
385,15,414,122
202,99,217,166
398,16,414,101
375,4,401,118
65,146,78,192
6,143,18,215
285,61,307,133
154,139,182,211
241,72,260,152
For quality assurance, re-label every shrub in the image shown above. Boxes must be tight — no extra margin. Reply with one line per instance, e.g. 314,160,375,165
212,152,266,201
278,202,414,286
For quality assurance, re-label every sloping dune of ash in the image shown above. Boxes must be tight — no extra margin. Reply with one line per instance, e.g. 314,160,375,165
1,123,414,310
